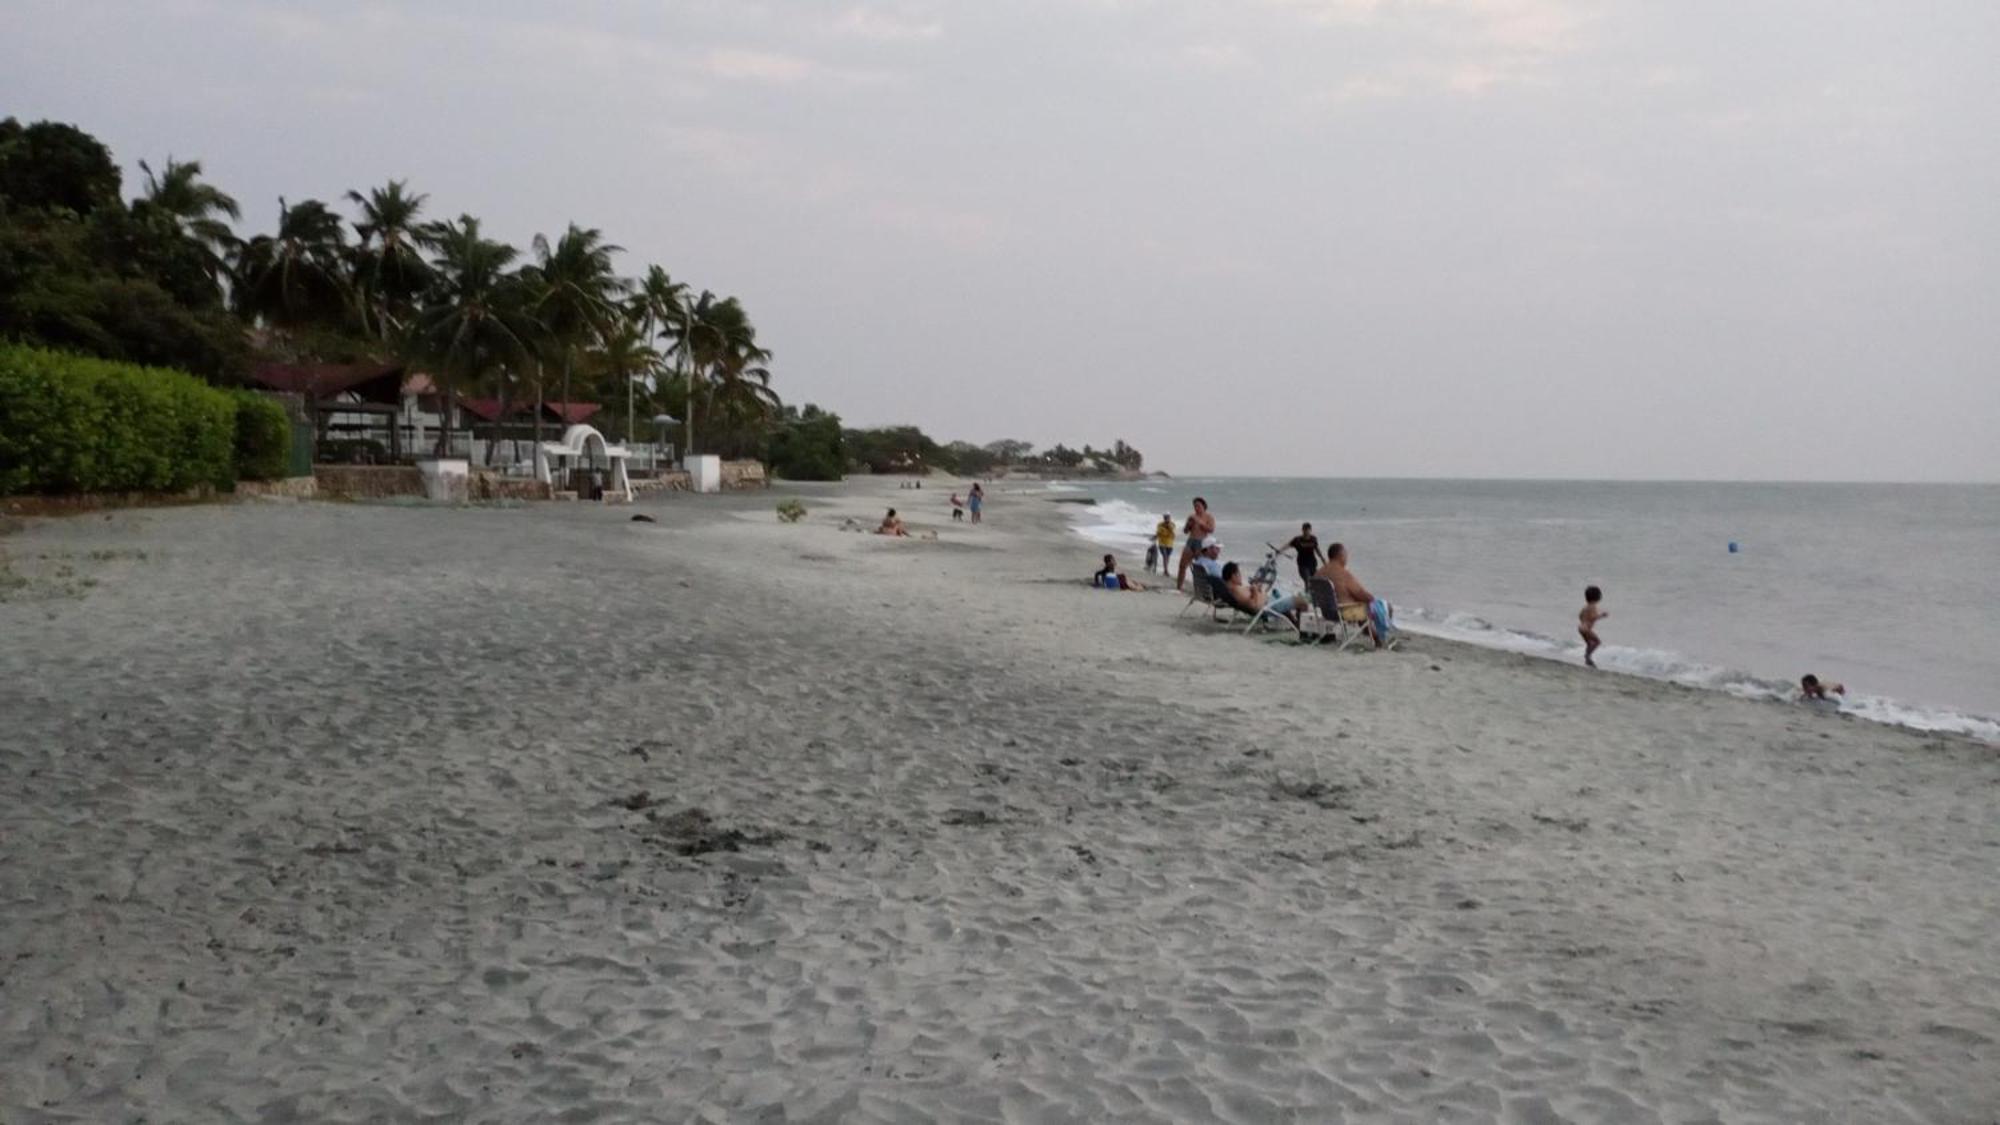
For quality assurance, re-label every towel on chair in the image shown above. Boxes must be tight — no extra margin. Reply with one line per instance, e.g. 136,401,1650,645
1368,598,1394,639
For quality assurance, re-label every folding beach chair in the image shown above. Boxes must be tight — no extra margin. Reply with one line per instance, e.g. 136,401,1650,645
1301,577,1372,651
1231,584,1301,637
1178,569,1221,619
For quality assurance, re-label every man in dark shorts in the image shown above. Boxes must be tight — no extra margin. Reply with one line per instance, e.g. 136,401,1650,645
1288,522,1323,586
1174,497,1215,592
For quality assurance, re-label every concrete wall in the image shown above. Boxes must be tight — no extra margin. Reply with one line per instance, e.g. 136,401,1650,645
235,477,319,500
721,460,769,490
314,465,425,500
2,488,217,517
472,473,553,501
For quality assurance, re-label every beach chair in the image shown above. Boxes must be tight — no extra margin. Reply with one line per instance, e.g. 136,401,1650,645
1178,569,1221,618
1200,574,1296,636
1301,577,1371,651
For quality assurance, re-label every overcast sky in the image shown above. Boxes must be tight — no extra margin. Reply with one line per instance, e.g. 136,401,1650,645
9,0,1998,479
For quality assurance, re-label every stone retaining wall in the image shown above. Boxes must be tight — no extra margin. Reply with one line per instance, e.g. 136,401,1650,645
314,465,425,500
1,487,218,517
721,460,768,490
634,472,690,495
234,477,319,501
472,474,553,502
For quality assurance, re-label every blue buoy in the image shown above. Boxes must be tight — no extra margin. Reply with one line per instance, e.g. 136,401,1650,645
1728,541,1740,553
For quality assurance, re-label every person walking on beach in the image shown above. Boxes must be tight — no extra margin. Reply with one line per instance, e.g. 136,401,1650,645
1578,585,1608,667
968,482,985,524
1288,522,1323,586
1154,513,1176,575
1174,497,1215,591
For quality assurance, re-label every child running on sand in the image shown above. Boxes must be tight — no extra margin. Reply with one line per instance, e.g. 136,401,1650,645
1578,585,1608,668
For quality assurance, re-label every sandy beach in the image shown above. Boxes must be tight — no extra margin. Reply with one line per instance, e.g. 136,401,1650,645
2,481,1995,1123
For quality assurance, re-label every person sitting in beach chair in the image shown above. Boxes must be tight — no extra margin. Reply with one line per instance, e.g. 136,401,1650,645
877,508,909,537
1317,542,1397,649
1091,553,1145,591
1216,562,1272,616
1220,562,1305,634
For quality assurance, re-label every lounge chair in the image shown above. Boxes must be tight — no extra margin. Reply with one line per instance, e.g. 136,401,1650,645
1301,577,1375,650
1209,575,1298,637
1178,569,1222,618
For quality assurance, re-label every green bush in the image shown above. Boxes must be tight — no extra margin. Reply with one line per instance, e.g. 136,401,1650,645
767,404,846,481
232,392,291,481
0,343,241,494
776,497,807,523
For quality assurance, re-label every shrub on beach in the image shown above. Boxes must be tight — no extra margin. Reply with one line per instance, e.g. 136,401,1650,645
0,343,243,494
767,404,846,481
776,497,807,523
231,391,292,481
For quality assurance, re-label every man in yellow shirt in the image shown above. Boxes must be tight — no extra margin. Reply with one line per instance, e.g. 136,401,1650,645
1153,513,1176,575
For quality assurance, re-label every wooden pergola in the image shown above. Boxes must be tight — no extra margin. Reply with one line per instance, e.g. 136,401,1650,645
248,363,408,461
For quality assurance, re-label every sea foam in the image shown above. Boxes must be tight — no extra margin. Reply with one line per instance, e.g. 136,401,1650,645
1065,499,2000,743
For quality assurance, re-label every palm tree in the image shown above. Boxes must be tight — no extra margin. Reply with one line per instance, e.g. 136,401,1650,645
704,362,782,457
347,180,433,342
409,215,541,456
679,292,771,458
630,265,689,447
527,224,628,420
233,197,352,332
588,320,661,442
135,157,241,299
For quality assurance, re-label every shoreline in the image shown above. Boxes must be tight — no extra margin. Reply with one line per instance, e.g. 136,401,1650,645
1054,485,2000,747
3,481,1996,1121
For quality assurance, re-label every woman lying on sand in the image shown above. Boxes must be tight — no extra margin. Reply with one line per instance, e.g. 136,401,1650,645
1091,554,1145,591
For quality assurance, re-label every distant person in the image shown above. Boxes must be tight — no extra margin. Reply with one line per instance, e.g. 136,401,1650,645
949,492,965,521
1092,553,1145,591
1288,522,1323,586
1322,542,1394,648
1800,674,1845,702
968,482,985,524
877,508,908,537
1154,513,1176,574
1144,543,1159,573
1175,497,1215,591
1578,585,1608,668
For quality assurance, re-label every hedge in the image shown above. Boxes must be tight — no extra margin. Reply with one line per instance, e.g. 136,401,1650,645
231,391,291,482
0,343,277,495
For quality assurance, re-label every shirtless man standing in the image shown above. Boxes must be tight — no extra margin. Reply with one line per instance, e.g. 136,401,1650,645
1174,497,1216,592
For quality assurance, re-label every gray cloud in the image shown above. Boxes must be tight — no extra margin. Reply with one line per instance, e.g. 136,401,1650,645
7,0,1995,479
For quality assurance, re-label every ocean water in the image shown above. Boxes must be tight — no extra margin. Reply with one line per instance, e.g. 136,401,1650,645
1065,478,2000,743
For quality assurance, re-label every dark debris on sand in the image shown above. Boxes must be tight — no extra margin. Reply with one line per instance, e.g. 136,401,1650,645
645,807,785,856
1271,778,1355,809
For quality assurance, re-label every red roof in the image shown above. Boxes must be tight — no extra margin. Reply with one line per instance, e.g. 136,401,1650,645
457,399,602,424
249,362,405,400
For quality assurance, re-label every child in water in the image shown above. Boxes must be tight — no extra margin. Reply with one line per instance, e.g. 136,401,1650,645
1578,585,1608,668
1799,674,1845,701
